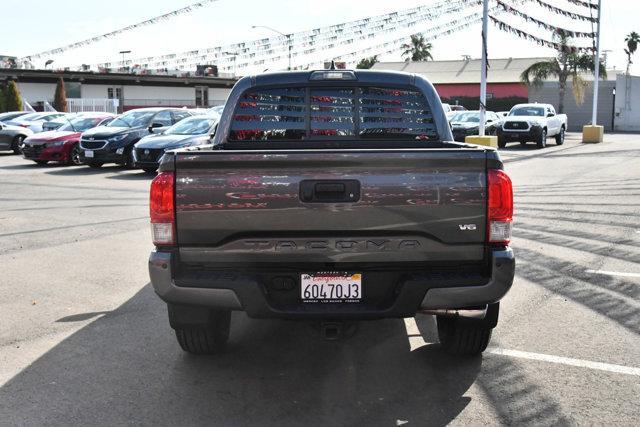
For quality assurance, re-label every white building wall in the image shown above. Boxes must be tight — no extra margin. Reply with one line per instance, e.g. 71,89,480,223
614,74,640,132
16,81,232,108
209,87,230,105
16,82,56,103
81,84,109,98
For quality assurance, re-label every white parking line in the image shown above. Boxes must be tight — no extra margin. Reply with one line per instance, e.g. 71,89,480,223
487,348,640,377
403,318,640,377
586,269,640,278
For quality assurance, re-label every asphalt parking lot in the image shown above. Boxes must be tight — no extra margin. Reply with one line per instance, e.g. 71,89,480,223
0,132,639,425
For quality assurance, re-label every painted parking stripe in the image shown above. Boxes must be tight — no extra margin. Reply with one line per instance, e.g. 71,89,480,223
403,318,640,376
586,269,640,278
487,348,640,377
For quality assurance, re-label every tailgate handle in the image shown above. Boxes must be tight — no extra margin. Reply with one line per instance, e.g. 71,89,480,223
300,180,360,203
315,183,345,194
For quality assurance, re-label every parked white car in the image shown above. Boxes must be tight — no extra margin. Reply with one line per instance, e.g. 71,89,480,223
5,112,67,133
497,103,567,149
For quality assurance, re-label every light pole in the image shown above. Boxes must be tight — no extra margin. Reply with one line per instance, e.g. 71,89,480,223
222,51,239,76
479,0,489,137
251,25,292,70
119,50,131,68
583,0,603,143
590,0,602,126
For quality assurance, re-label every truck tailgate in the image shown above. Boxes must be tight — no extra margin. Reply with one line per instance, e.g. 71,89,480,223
174,149,488,265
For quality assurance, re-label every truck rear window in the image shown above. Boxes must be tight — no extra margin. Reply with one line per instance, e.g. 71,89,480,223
229,86,438,142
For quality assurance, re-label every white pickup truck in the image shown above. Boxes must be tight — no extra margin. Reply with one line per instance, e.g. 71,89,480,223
497,103,567,149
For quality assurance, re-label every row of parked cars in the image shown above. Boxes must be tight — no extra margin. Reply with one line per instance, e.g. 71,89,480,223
443,103,568,149
0,106,223,172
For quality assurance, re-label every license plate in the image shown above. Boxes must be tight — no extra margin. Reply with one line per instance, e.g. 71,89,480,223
301,272,362,303
85,150,94,158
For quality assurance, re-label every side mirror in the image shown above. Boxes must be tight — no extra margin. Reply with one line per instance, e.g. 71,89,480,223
148,123,164,133
547,112,555,117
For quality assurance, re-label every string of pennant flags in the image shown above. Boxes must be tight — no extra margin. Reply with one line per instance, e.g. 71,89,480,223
100,0,477,72
495,0,595,38
489,15,594,52
21,0,220,61
326,9,494,68
565,0,599,9
25,0,600,73
516,0,597,22
107,0,474,66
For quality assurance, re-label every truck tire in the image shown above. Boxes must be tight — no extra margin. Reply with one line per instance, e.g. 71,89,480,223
536,128,547,149
497,137,506,148
172,308,231,355
436,303,499,356
555,127,565,145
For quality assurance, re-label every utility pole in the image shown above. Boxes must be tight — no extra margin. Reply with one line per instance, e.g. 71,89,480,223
591,0,602,125
479,0,489,137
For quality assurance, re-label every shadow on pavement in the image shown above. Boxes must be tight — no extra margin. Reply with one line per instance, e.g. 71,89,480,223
0,285,482,425
45,165,125,176
105,171,155,181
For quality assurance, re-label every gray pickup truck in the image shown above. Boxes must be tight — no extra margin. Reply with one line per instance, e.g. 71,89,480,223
148,69,515,356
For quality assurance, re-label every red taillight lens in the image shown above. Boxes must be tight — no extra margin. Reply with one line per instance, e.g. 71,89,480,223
150,171,175,246
487,169,513,244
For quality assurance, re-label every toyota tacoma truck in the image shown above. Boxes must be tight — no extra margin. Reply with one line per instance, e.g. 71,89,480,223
148,69,515,356
497,103,567,149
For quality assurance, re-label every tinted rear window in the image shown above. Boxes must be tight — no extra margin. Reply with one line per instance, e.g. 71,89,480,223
229,86,437,142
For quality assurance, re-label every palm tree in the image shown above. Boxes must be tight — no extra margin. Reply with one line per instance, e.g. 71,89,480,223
356,55,379,69
401,35,433,62
520,31,606,113
624,31,640,74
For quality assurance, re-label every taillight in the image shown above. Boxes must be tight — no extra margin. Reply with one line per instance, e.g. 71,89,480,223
150,171,175,246
487,169,513,244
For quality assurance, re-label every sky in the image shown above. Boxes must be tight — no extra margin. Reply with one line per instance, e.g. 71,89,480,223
1,0,638,74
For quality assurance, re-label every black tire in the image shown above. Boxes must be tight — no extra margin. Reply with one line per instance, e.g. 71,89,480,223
142,167,157,174
519,141,527,146
497,137,506,148
437,303,499,356
173,309,231,355
67,144,82,166
555,127,565,145
88,162,104,169
12,135,25,154
34,160,48,165
536,128,547,149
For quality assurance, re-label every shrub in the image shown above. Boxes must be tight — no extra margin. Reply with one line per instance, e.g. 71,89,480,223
4,81,23,111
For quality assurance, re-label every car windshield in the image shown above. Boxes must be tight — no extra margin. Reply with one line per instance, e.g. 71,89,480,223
108,111,156,128
15,113,41,122
165,116,216,135
58,117,105,132
510,107,545,116
452,112,480,123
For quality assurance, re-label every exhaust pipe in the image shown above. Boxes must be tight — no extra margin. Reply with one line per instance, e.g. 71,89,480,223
420,306,487,319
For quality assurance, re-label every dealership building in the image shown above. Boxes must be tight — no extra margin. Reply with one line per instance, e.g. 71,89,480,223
373,57,624,132
0,68,236,113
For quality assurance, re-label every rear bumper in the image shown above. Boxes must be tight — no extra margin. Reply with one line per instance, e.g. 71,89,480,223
149,248,515,319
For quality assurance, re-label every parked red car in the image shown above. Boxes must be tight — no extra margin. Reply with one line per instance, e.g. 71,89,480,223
22,113,114,165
